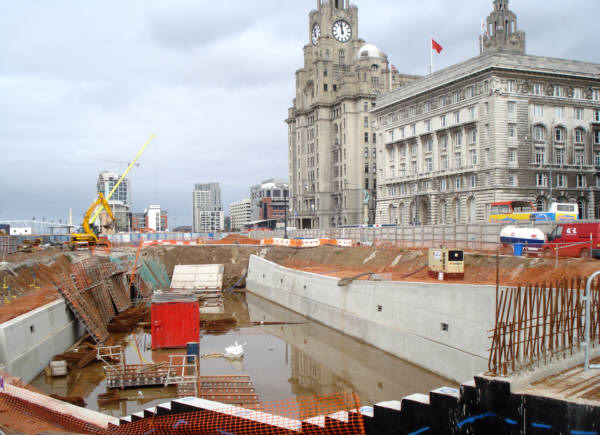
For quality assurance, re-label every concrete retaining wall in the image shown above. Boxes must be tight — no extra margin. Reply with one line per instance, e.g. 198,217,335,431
246,255,496,383
0,299,85,383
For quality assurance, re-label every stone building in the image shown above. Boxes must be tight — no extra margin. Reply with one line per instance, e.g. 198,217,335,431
286,0,418,229
373,0,600,225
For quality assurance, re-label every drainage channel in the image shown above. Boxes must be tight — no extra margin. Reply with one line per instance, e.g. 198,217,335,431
30,291,454,418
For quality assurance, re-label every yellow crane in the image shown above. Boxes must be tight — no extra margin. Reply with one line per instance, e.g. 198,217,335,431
70,134,155,250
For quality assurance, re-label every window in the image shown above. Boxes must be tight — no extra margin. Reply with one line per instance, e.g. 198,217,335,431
440,178,447,191
573,87,582,99
372,164,376,174
484,102,489,115
373,133,377,144
507,80,515,93
595,151,600,167
440,154,448,170
425,138,433,153
455,151,462,168
441,135,448,150
324,84,328,92
364,117,369,128
554,128,565,142
454,176,462,190
534,104,544,117
553,85,562,97
577,174,587,188
371,76,379,87
411,124,416,136
595,110,600,122
536,173,548,187
454,111,460,123
470,175,477,188
440,115,446,127
425,119,431,132
364,132,369,143
364,163,369,173
508,123,516,138
365,178,369,189
439,95,446,108
534,125,546,142
425,158,433,173
532,83,543,95
338,49,345,65
469,106,476,120
508,101,516,113
554,106,564,119
509,173,517,186
534,146,546,164
455,132,463,146
575,149,585,166
469,149,477,165
452,91,460,104
364,147,369,158
363,102,368,112
467,86,475,98
555,148,564,165
470,129,477,144
556,174,566,187
508,148,517,164
575,129,584,143
409,106,416,117
372,147,376,158
593,89,600,101
424,101,431,113
575,107,584,120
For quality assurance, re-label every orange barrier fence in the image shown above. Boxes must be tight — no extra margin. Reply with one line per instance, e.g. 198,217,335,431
113,392,365,435
260,238,354,248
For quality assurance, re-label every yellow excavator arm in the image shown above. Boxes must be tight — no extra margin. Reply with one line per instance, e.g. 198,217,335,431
70,192,115,248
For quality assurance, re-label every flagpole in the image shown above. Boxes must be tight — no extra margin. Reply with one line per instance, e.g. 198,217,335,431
429,37,433,75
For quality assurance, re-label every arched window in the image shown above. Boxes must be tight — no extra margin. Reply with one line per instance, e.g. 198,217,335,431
338,49,345,66
440,200,447,224
467,197,476,223
454,199,461,224
554,127,565,143
533,125,546,142
536,197,547,212
577,198,586,220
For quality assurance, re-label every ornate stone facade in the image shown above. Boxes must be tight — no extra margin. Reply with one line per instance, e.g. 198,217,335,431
374,1,600,225
286,0,418,229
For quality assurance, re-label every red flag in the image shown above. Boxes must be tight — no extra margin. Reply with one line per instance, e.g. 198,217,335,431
391,64,398,72
432,38,443,54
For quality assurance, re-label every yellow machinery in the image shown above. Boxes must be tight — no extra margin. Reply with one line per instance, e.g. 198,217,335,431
70,134,155,250
70,193,115,249
428,248,464,280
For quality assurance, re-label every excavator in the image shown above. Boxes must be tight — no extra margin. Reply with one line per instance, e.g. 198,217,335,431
69,192,115,250
69,134,155,250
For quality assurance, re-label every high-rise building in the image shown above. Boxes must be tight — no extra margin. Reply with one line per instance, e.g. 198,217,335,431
192,183,224,233
229,199,251,232
250,179,289,222
286,0,418,229
96,171,131,232
374,0,600,225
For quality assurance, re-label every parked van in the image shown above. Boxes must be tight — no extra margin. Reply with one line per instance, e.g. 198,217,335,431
543,222,600,258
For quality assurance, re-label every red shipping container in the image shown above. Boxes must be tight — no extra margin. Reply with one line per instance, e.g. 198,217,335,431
151,294,199,349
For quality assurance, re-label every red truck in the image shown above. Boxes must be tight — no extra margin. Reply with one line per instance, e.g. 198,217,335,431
543,222,600,258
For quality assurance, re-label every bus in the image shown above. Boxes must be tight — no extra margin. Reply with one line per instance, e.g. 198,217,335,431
489,201,578,223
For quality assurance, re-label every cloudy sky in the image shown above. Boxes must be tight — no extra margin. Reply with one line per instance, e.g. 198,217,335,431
1,0,598,228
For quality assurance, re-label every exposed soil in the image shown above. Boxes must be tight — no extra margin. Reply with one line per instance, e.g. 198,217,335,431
2,245,598,325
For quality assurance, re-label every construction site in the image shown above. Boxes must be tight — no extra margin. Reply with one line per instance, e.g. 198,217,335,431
0,231,597,434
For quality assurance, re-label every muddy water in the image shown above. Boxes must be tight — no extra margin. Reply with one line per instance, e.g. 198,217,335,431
30,292,455,417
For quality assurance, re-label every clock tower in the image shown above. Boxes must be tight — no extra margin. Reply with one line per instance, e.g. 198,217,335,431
286,1,418,229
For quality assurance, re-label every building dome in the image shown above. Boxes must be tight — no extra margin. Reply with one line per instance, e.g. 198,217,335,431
356,43,383,60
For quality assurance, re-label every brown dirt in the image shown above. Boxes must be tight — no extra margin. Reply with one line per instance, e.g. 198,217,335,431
211,234,261,245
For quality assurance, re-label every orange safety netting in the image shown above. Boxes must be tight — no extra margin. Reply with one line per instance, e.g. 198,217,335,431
0,392,105,434
113,392,366,435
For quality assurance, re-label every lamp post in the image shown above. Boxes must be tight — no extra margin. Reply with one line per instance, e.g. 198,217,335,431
284,189,288,239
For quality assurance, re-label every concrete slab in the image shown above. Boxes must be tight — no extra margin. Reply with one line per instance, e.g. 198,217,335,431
171,264,224,290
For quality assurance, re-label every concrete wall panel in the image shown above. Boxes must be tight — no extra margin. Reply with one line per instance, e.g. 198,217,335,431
247,255,496,383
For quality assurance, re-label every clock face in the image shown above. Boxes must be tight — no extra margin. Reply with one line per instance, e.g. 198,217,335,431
311,23,320,46
332,20,352,43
